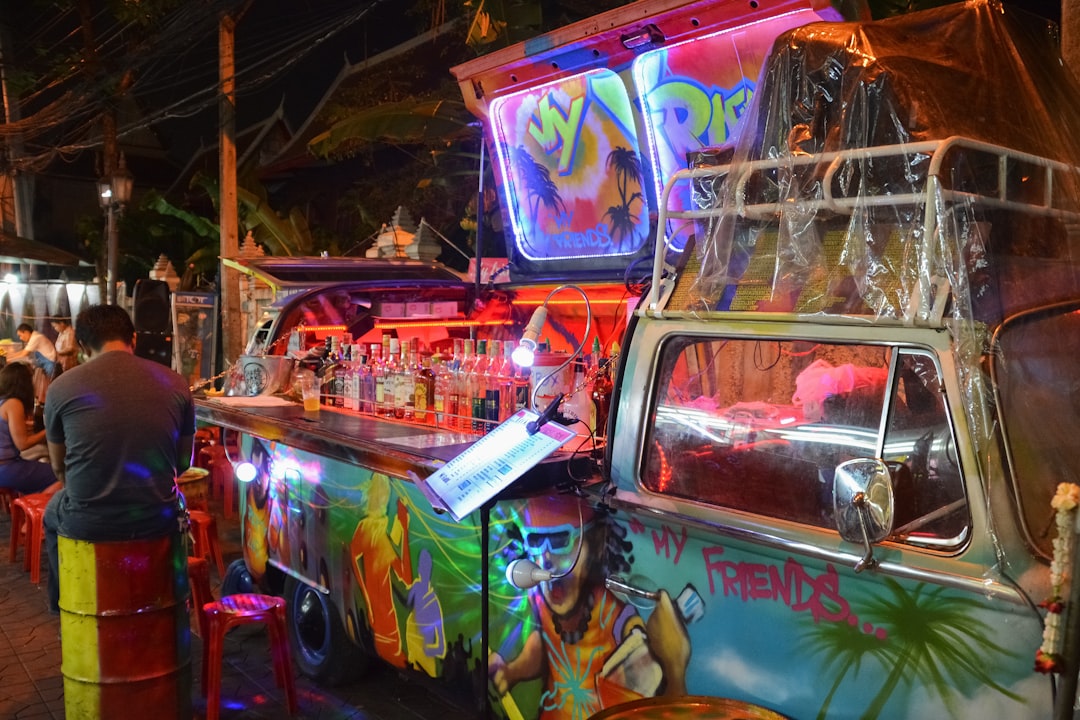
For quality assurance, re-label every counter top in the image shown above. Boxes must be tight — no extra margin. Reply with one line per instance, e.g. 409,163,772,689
195,396,596,494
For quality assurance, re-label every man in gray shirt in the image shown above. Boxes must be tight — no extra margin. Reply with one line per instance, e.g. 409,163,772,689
42,304,195,612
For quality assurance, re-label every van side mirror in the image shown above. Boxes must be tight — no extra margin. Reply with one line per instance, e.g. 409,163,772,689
833,458,894,572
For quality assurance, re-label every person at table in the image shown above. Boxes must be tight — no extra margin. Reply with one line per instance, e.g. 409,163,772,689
0,362,57,494
42,304,195,614
7,322,60,406
51,317,79,372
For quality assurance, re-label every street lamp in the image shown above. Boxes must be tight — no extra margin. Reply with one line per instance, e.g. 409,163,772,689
97,153,134,305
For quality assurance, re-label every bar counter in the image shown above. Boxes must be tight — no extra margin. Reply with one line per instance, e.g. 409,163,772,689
194,395,594,495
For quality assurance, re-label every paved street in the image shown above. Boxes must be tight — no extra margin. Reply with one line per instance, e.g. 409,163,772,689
0,489,476,720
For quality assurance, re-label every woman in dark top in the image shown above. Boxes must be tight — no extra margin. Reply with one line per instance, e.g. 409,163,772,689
0,362,57,494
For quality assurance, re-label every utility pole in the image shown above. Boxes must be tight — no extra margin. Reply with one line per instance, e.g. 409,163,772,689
219,10,241,367
0,12,35,280
1065,0,1079,79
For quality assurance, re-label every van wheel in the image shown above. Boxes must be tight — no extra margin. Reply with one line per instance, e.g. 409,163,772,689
220,559,255,596
284,576,369,685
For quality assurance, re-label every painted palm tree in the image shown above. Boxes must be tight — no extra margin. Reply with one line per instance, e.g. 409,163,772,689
802,578,1024,719
801,611,894,720
604,146,645,248
513,145,566,226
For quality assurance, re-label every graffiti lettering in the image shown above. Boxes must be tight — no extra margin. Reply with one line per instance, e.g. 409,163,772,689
643,78,756,168
651,524,688,565
702,547,851,624
543,223,613,251
527,94,586,176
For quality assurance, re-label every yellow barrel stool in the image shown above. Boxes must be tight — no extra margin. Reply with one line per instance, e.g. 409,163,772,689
59,532,192,720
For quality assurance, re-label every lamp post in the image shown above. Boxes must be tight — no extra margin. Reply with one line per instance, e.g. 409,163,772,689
97,154,134,305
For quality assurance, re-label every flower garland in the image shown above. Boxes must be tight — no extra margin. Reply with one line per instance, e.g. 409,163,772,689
1035,482,1080,674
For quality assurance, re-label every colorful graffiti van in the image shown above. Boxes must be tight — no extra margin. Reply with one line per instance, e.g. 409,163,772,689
197,2,1080,719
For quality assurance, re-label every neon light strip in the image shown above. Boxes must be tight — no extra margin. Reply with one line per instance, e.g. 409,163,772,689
295,325,347,333
374,319,514,329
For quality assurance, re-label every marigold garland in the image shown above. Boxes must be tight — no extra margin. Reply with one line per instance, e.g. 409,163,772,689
1036,482,1080,674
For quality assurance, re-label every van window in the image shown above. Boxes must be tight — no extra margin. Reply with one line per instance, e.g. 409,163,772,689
641,338,967,547
995,305,1080,558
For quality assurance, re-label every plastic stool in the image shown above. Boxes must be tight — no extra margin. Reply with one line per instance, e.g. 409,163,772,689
9,494,49,583
187,510,225,577
0,487,16,514
200,445,236,520
202,593,297,720
186,557,213,639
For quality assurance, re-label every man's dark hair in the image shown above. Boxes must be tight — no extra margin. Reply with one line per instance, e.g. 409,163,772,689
74,304,135,352
16,323,32,334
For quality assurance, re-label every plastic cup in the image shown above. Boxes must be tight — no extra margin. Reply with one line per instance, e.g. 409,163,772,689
298,371,320,413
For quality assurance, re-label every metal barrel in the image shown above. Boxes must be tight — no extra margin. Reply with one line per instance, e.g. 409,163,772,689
59,533,192,720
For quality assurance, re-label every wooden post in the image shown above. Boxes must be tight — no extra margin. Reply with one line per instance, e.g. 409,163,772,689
1064,0,1079,80
219,13,241,367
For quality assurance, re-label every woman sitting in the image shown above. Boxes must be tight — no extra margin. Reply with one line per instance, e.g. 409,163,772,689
0,362,57,494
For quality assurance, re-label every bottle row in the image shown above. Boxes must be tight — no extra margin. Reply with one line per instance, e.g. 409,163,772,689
311,333,613,438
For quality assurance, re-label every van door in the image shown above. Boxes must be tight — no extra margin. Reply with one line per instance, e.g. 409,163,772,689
602,327,1050,719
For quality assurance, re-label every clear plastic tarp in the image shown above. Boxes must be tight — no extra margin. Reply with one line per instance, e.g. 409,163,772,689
657,0,1080,560
678,0,1080,324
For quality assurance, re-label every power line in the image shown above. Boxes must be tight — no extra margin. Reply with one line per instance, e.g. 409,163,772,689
2,0,400,171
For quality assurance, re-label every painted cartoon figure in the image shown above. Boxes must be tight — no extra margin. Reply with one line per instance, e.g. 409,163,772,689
350,472,414,668
489,495,692,719
242,438,272,582
405,548,446,677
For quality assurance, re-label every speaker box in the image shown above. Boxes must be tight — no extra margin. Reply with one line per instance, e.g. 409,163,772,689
133,279,171,334
135,331,173,367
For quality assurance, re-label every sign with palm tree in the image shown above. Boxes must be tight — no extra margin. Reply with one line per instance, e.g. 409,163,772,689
489,68,650,264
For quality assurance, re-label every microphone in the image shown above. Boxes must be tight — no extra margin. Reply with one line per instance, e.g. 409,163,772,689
505,558,553,590
526,393,564,435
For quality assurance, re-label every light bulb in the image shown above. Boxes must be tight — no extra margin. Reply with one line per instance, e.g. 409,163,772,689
505,558,552,590
511,341,536,367
234,461,256,483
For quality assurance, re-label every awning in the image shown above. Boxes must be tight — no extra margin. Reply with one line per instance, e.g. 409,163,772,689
0,232,91,266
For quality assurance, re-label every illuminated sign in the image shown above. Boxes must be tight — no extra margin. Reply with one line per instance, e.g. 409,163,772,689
490,69,650,264
634,10,831,251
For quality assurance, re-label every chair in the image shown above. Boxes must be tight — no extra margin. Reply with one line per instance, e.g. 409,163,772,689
187,556,214,639
0,487,16,515
186,557,297,720
199,444,236,520
9,493,50,584
187,509,225,578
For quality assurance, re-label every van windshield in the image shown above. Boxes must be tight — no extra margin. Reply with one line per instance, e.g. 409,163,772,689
994,304,1080,558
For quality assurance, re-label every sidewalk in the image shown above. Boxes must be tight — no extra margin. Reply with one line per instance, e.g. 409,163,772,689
0,490,475,720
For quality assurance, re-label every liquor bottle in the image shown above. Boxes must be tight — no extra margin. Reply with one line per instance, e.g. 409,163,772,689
454,339,474,432
498,341,516,422
433,354,450,428
467,339,489,433
360,346,375,414
592,339,614,439
387,337,401,418
398,339,417,420
333,341,348,409
414,354,435,425
483,339,502,428
341,343,355,411
320,336,335,406
373,339,389,416
348,345,364,412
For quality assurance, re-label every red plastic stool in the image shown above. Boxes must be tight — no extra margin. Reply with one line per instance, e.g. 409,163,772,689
187,510,225,577
199,445,236,520
187,556,214,639
9,493,49,584
0,487,17,515
202,593,297,720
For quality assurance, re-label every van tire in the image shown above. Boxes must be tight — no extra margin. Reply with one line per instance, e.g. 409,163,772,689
284,575,369,685
220,559,255,596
